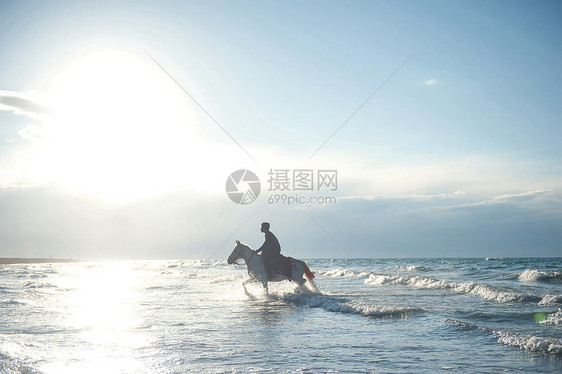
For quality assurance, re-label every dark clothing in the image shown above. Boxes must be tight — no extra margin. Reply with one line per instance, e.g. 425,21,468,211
256,231,281,276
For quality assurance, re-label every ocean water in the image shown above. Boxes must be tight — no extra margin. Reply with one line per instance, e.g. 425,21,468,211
1,257,561,373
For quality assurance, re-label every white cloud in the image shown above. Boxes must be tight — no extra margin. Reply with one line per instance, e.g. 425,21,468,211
439,189,557,210
423,78,439,86
0,90,52,119
16,125,48,143
340,191,466,201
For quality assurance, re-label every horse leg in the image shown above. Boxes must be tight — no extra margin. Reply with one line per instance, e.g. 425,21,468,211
243,278,269,298
243,279,254,296
293,277,308,293
290,262,309,292
262,281,269,296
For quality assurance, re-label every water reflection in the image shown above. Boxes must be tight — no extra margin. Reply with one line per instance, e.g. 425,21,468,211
45,262,151,373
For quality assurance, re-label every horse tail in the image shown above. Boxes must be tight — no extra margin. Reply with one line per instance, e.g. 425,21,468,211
302,262,315,281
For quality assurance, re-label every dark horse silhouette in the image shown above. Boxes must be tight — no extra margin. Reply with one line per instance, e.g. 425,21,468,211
227,240,317,294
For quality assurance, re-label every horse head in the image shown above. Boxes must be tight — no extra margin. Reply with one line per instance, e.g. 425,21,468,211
227,240,243,264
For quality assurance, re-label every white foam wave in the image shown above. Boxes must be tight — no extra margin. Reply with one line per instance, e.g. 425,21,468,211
317,268,361,278
518,269,562,283
391,265,426,272
538,294,562,305
349,303,420,318
540,309,562,326
282,294,420,319
319,266,428,279
445,319,562,356
366,274,539,303
494,330,562,355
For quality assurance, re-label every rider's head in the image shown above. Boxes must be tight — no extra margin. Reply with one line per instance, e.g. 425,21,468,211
261,222,270,233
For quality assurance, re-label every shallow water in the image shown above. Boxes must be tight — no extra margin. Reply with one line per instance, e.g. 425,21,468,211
1,258,561,373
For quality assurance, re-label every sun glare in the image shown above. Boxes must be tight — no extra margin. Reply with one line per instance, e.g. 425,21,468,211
47,262,149,374
40,45,232,203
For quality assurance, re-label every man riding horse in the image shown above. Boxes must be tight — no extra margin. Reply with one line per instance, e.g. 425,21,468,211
255,222,281,279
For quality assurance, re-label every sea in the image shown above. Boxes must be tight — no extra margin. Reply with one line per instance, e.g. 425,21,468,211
1,257,561,373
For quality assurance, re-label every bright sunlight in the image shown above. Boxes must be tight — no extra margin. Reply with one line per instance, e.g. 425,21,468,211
38,45,227,202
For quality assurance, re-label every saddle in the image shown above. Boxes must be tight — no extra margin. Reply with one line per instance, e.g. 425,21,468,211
267,255,295,280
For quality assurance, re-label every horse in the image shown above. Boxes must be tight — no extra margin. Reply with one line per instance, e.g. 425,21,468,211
227,240,317,294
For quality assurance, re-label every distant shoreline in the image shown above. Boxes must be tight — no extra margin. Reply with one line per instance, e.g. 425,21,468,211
0,258,80,264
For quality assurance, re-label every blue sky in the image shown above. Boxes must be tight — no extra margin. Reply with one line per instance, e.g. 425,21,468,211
0,0,560,259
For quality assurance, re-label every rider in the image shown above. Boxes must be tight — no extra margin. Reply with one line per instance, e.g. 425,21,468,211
256,222,281,278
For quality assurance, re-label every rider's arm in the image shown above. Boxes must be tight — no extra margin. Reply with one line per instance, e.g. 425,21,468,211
256,238,268,253
256,243,265,253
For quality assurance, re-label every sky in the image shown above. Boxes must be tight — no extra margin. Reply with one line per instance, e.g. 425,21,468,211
0,0,560,259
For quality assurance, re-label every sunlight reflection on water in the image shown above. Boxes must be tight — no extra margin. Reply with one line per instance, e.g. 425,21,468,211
43,262,151,373
1,259,560,373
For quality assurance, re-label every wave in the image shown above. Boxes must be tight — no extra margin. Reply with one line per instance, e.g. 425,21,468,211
365,274,543,304
0,299,28,306
494,330,562,356
316,269,363,278
538,295,562,305
540,309,562,326
390,265,428,273
518,269,562,283
280,293,421,319
317,264,559,305
445,319,562,356
317,266,428,279
318,267,560,305
22,281,57,289
0,350,39,374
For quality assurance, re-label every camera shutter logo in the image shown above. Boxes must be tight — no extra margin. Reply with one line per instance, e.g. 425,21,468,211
225,169,261,204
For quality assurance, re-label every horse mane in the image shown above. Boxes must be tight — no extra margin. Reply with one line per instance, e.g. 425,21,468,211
237,241,254,251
